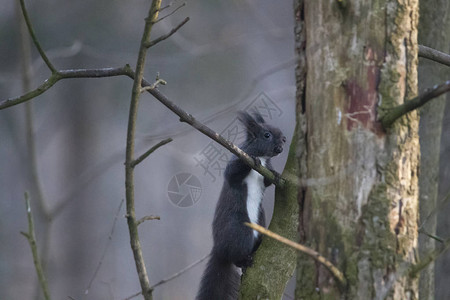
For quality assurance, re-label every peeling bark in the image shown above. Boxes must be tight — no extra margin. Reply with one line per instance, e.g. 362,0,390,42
297,0,420,298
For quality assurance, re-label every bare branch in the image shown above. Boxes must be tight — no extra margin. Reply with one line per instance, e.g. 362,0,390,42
245,222,347,288
18,0,56,73
141,84,285,187
21,193,52,300
131,138,172,168
155,2,186,23
0,66,134,110
381,80,450,128
137,215,161,226
0,64,284,186
0,73,60,110
145,17,190,48
125,1,162,299
419,45,450,67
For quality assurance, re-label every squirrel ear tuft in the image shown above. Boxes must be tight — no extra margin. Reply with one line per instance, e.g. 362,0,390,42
238,111,260,137
251,111,265,124
237,111,265,125
237,111,253,125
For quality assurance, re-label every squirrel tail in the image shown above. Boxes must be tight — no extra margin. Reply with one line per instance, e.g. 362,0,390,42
196,254,240,300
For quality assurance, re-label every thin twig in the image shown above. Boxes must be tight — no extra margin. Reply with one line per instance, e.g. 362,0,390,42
20,193,52,300
419,228,445,243
145,17,190,48
123,254,210,300
32,40,82,71
131,138,172,168
381,80,450,128
18,0,56,73
85,199,124,295
245,222,347,288
419,44,450,67
136,215,161,226
155,2,186,23
409,237,450,278
159,3,173,12
140,78,167,93
125,1,162,299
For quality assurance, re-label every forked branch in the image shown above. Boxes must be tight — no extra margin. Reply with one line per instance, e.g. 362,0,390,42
145,17,190,48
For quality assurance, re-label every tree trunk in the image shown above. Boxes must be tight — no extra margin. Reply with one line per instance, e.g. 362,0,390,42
417,1,450,299
296,0,420,299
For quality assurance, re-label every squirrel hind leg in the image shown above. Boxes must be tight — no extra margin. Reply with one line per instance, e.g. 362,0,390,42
213,225,254,265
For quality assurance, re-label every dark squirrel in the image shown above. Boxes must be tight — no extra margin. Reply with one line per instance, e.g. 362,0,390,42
196,111,286,300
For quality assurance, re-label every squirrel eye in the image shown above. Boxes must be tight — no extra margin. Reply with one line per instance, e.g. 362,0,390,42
264,132,271,139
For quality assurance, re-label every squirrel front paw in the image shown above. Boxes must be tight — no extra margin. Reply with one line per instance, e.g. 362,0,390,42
251,156,261,167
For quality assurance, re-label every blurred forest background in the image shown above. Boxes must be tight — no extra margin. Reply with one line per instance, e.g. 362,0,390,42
0,0,449,299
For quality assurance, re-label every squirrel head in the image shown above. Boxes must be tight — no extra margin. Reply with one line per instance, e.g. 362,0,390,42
238,111,286,157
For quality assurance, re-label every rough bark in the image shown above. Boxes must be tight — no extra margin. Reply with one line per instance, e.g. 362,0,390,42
417,1,450,299
297,0,420,299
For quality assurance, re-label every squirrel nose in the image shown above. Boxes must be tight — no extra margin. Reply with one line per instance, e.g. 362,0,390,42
274,146,283,154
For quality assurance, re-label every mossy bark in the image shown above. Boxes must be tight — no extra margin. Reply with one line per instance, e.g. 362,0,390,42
296,0,420,299
239,126,301,299
417,1,450,299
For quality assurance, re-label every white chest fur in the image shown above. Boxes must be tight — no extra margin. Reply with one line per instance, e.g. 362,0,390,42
244,158,267,238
